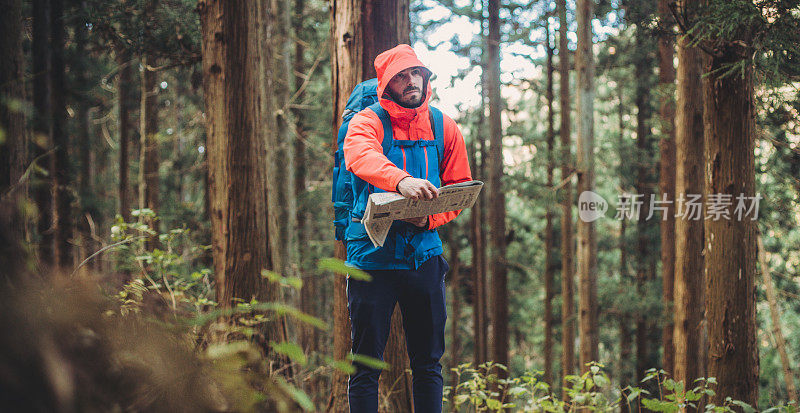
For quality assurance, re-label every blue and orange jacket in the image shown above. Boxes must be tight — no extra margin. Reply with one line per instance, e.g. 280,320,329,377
343,44,472,270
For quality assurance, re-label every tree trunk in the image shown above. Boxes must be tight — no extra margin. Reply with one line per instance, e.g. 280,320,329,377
703,47,758,406
117,48,134,222
294,0,318,366
32,0,54,269
74,11,93,276
543,15,556,386
51,0,72,270
329,0,413,410
0,0,27,200
657,0,676,377
673,0,706,399
487,0,508,377
139,58,158,220
557,0,575,395
268,0,296,279
617,83,632,411
471,4,489,368
575,0,598,373
758,235,797,403
633,19,655,384
138,0,159,243
200,0,289,352
199,0,228,299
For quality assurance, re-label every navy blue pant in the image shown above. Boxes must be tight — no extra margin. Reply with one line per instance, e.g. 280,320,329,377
347,255,449,413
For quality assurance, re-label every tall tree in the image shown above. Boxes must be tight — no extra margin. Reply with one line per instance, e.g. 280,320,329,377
487,0,508,376
74,7,94,272
542,12,556,386
617,82,633,406
630,2,657,382
199,0,228,296
673,0,706,396
139,0,159,234
702,28,759,408
657,0,677,376
117,48,134,221
329,0,414,410
51,0,72,269
557,0,575,394
471,1,489,367
32,0,54,269
199,0,289,346
575,0,598,372
268,0,297,279
294,0,318,360
0,0,27,202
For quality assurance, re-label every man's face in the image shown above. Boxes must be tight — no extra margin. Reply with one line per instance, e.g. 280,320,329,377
386,66,425,108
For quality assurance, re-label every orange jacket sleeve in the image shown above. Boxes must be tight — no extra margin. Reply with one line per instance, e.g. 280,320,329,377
428,114,473,230
343,110,411,193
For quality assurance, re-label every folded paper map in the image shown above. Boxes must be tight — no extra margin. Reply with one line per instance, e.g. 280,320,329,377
361,180,484,247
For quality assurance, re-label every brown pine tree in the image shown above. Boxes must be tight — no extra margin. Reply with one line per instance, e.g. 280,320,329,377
487,0,508,377
657,0,677,376
116,48,134,222
703,40,759,408
139,0,159,238
543,13,556,386
0,0,27,200
673,0,706,397
32,0,54,269
575,0,598,372
51,0,72,270
557,0,575,394
198,0,289,348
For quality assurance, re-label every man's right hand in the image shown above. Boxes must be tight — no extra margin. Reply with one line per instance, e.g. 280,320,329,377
396,177,439,200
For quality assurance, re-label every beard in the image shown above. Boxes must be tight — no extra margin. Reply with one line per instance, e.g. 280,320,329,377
388,86,424,108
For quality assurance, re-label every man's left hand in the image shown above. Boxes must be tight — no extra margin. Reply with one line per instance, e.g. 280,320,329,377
402,216,429,228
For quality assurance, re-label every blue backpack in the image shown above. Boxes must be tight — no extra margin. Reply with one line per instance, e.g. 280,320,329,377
332,78,444,241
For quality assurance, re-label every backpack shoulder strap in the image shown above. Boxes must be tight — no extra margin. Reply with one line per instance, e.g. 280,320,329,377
367,102,393,155
428,106,445,164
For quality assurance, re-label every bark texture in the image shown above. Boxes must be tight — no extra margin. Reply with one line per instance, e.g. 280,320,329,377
673,7,706,397
117,48,134,221
32,0,54,268
199,0,288,349
657,0,676,376
557,0,575,393
575,0,598,372
51,0,73,270
0,0,27,198
543,15,556,386
703,47,759,407
487,0,508,375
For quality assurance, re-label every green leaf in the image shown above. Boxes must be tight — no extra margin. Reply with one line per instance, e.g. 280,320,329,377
641,398,679,412
454,394,470,405
349,353,390,370
486,399,502,410
326,358,356,375
730,400,756,413
270,341,307,366
317,258,372,281
274,376,315,411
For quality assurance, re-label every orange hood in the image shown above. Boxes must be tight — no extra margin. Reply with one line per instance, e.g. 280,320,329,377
374,44,434,122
